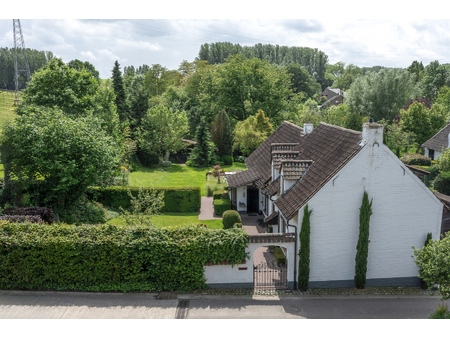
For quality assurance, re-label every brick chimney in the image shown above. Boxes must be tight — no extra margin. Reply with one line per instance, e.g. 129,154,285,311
303,123,314,135
362,120,384,146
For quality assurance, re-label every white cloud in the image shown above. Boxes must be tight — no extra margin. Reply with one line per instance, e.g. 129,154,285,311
80,51,98,61
115,38,161,51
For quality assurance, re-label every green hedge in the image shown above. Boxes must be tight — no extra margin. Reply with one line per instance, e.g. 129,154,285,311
400,153,432,166
86,186,201,212
432,171,450,195
214,198,231,216
0,223,249,292
213,190,228,200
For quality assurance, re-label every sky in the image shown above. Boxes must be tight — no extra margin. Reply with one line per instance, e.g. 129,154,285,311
1,1,450,79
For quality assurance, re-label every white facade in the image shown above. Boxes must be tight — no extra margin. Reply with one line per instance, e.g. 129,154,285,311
293,137,442,286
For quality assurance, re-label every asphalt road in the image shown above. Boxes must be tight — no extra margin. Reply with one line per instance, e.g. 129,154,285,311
0,290,448,319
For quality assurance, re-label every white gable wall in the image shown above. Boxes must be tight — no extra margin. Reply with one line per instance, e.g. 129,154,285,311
296,142,442,286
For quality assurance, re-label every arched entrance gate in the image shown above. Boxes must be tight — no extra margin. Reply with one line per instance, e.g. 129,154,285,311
248,233,296,290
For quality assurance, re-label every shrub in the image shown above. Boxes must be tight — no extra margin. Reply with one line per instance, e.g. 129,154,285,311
400,153,432,166
213,190,228,200
222,210,241,229
233,222,242,229
0,215,43,224
234,156,246,163
432,171,450,195
0,223,249,292
273,246,286,265
2,207,54,224
222,155,233,165
86,186,201,213
214,198,231,216
56,198,107,225
159,161,172,167
429,303,450,319
425,166,440,187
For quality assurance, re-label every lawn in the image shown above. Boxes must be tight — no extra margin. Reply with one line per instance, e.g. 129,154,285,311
129,162,247,196
107,212,223,229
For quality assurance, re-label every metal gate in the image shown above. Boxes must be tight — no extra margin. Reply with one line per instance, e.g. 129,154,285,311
253,261,287,290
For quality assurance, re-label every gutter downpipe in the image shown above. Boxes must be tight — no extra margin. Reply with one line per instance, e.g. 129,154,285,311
282,212,298,291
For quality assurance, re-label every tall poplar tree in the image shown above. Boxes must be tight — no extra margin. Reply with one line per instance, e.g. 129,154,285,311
111,60,129,122
298,204,312,291
355,191,373,289
210,110,233,158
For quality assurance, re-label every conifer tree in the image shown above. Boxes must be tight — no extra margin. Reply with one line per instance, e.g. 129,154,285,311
355,191,373,289
111,60,129,122
298,204,312,291
188,117,215,167
210,110,233,158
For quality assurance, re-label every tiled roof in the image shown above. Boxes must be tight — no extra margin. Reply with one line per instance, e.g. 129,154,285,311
433,191,450,212
275,122,363,220
266,177,280,196
255,175,271,189
226,121,304,187
264,211,279,223
421,123,450,152
281,160,313,181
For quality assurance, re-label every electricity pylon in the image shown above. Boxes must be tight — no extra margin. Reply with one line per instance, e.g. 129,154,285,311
13,19,31,100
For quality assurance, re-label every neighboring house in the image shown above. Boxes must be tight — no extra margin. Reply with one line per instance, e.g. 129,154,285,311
421,123,450,160
226,121,443,288
318,88,346,109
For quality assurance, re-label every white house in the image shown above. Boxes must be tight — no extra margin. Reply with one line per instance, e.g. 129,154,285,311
227,121,443,288
421,123,450,160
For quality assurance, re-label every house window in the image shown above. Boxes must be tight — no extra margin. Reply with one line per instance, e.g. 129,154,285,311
429,149,435,160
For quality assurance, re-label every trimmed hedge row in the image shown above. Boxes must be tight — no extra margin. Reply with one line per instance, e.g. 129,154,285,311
86,186,201,212
214,198,231,215
213,190,228,200
400,153,432,166
0,223,249,292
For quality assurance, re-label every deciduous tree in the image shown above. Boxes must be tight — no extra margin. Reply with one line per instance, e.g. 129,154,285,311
233,110,274,156
414,235,450,300
345,68,418,122
1,106,119,208
136,104,189,163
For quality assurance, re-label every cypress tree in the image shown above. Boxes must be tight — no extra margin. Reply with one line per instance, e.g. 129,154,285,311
188,117,215,167
210,110,233,158
298,204,312,291
111,60,129,122
355,191,373,289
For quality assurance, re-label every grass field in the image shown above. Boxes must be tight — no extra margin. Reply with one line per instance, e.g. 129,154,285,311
129,162,247,196
0,91,18,132
107,212,223,229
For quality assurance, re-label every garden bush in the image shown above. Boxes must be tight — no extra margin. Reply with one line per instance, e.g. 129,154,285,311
400,153,432,166
222,210,241,229
425,166,440,187
56,198,107,225
2,207,54,224
214,198,231,216
432,171,450,195
213,190,228,200
234,156,246,163
159,161,172,168
0,215,43,224
222,155,233,165
0,223,249,292
273,246,286,265
86,186,201,213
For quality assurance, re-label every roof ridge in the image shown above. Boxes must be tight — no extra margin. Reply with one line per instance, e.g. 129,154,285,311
318,122,362,135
